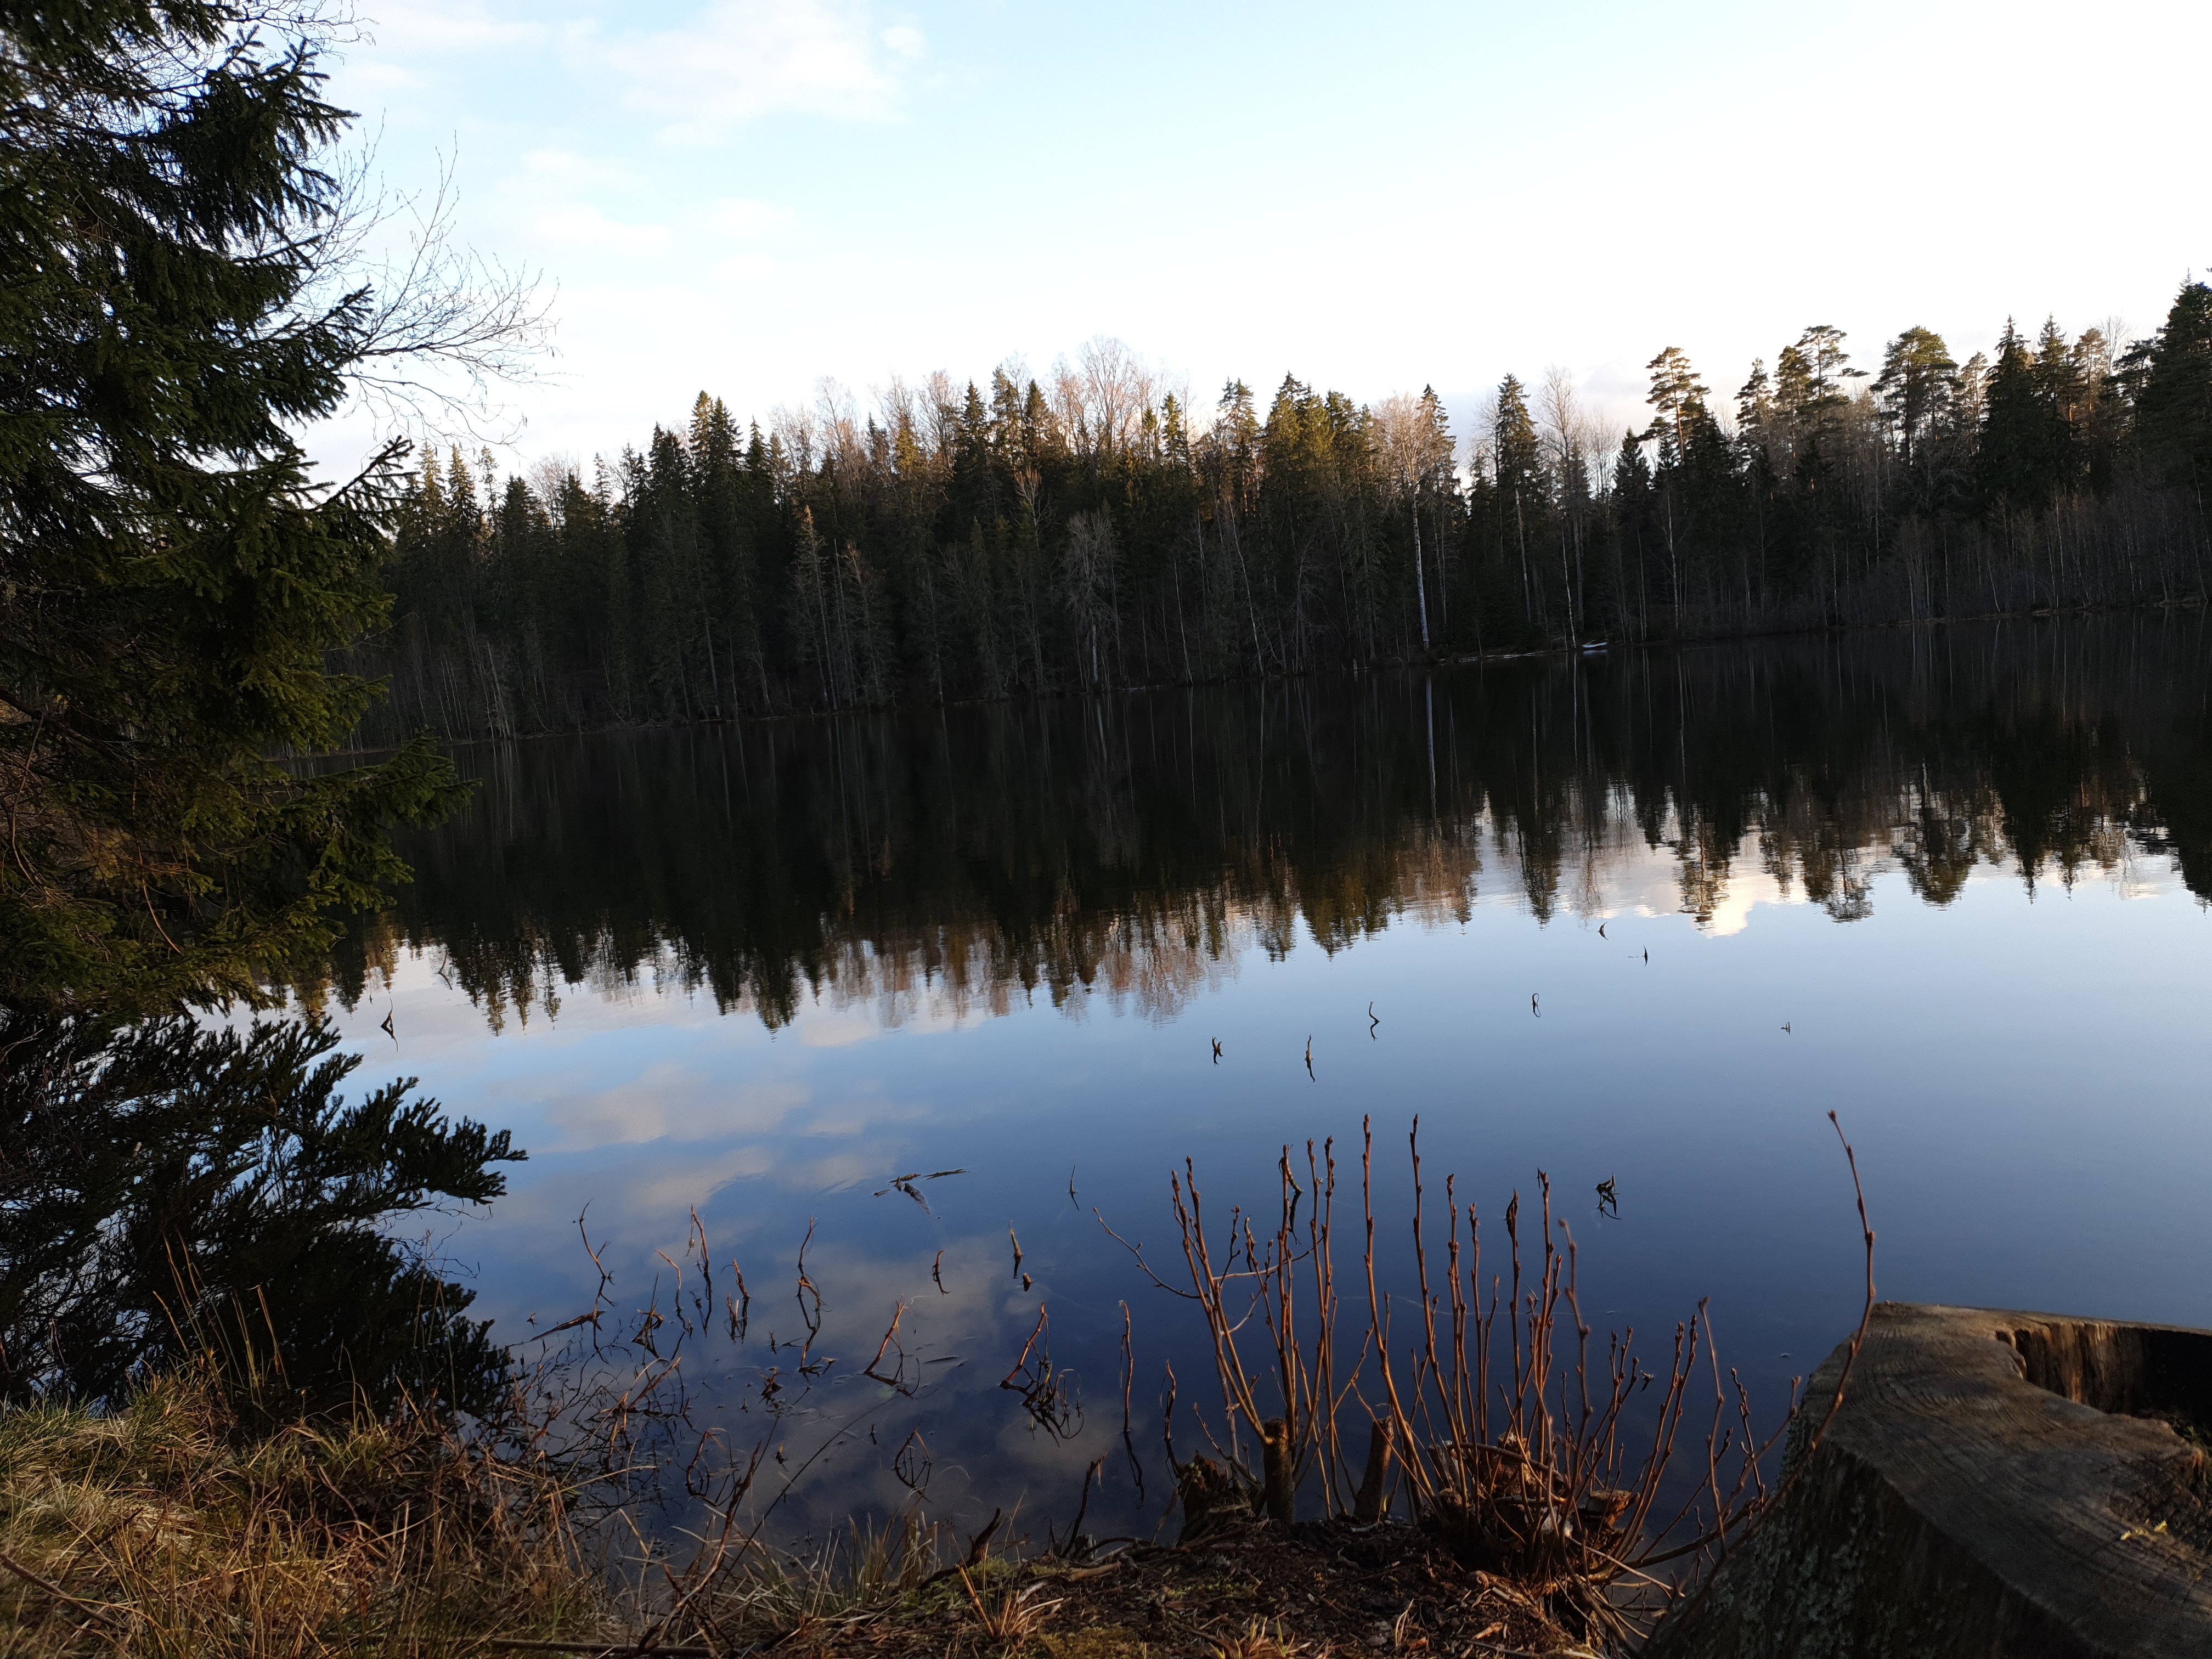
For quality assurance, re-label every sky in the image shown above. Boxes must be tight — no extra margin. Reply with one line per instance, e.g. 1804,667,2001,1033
315,0,2211,477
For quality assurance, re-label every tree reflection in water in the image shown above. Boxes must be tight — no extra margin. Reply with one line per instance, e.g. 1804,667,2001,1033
0,1015,522,1417
301,614,2211,1032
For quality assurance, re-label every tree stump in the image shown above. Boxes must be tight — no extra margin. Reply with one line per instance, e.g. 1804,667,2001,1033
1353,1418,1395,1522
1259,1417,1296,1523
1646,1302,2212,1657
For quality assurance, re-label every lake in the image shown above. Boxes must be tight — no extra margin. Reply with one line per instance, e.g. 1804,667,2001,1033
304,612,2212,1543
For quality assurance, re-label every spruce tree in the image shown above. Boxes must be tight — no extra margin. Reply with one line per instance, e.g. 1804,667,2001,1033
1493,376,1547,630
2032,317,2087,495
2136,283,2212,496
0,1,467,1015
1978,321,2059,514
1,1013,521,1414
1610,430,1656,635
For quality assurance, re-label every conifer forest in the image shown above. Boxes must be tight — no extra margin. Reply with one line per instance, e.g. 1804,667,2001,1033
359,297,2212,743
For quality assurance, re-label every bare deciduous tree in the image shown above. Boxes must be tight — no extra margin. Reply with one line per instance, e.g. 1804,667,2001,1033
1373,391,1454,652
311,146,558,442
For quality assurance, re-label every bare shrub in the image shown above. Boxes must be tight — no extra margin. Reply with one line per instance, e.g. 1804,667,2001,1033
1111,1114,1875,1647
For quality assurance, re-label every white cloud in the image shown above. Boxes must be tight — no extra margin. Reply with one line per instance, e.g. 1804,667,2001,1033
521,147,634,189
699,196,795,238
359,0,548,53
1701,868,1808,939
336,60,428,99
542,1067,808,1148
798,1010,884,1047
588,0,918,142
529,201,675,253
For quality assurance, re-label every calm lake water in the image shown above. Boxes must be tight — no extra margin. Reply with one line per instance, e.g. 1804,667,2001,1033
308,613,2212,1541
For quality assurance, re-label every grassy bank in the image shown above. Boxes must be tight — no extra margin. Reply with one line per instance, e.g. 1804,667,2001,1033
0,1373,1607,1657
0,1375,611,1656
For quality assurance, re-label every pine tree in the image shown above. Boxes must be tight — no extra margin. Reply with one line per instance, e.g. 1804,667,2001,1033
0,1,466,1015
1735,362,1779,603
1874,327,1959,489
1643,350,1711,612
1644,347,1710,456
1795,325,1854,408
2071,328,2125,497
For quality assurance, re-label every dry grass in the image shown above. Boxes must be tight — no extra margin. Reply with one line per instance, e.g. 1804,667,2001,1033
1205,1617,1305,1659
0,1397,1595,1657
957,1564,1064,1644
676,1512,971,1649
0,1372,615,1657
678,1516,1598,1659
0,1394,1006,1659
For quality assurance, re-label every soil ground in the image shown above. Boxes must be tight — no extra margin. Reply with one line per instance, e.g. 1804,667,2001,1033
772,1519,1606,1659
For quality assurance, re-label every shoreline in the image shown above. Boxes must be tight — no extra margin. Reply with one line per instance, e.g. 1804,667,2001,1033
308,598,2207,760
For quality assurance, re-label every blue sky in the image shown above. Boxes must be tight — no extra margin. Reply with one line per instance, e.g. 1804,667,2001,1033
319,0,2210,473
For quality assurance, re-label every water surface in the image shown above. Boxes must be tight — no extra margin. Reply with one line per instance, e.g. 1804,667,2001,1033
308,614,2212,1538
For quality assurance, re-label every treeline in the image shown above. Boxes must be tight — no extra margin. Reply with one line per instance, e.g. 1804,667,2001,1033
353,287,2212,741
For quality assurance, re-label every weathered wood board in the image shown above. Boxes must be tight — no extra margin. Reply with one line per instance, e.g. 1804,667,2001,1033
1644,1302,2212,1658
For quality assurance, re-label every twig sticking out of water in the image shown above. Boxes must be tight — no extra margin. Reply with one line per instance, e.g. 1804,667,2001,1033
1053,1455,1107,1556
892,1429,930,1492
794,1220,822,1365
1792,1114,1876,1475
1616,1112,1876,1634
726,1261,749,1340
872,1169,965,1210
1120,1302,1146,1500
864,1301,917,1394
1000,1306,1082,1440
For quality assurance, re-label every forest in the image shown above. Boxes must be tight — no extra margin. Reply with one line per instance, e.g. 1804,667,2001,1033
354,290,2212,743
